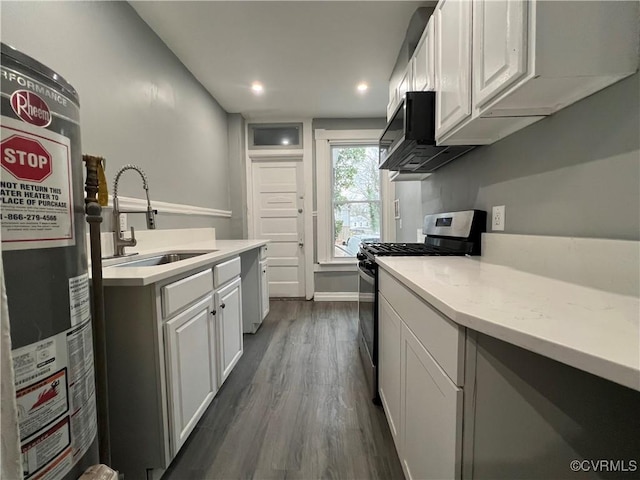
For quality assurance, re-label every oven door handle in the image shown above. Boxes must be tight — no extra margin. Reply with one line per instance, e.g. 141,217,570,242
358,264,375,285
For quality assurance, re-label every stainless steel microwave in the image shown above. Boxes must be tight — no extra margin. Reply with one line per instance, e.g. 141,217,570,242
379,91,475,173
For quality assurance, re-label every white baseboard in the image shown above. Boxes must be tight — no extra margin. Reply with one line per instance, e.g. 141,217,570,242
314,292,358,302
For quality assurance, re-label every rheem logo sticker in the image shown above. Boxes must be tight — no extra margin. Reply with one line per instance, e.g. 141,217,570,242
1,135,52,182
10,90,52,127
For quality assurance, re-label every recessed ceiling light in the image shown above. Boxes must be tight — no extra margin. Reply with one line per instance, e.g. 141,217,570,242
357,82,369,93
251,82,264,94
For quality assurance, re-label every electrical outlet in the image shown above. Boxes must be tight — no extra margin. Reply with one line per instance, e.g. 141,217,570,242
119,213,128,232
492,205,505,231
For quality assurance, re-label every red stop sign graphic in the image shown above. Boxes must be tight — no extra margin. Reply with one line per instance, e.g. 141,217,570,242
1,135,52,182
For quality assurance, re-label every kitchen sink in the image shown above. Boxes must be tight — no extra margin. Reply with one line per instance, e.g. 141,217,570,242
109,251,216,268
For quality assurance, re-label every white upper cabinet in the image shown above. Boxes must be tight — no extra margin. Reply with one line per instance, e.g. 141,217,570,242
472,0,528,109
412,18,436,92
434,0,639,146
388,63,414,121
435,0,472,138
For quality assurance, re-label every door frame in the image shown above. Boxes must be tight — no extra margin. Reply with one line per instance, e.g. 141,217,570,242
245,119,314,299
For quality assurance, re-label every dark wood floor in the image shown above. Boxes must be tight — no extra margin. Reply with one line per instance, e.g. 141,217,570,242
163,300,404,480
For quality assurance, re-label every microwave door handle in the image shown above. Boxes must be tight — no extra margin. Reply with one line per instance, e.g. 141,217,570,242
405,96,412,137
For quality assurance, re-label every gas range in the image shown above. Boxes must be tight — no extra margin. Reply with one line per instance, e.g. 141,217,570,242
357,210,487,264
357,210,486,404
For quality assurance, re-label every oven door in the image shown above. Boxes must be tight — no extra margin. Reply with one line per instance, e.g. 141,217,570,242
358,261,379,402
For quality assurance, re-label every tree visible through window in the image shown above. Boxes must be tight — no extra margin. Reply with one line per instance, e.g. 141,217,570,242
332,145,380,258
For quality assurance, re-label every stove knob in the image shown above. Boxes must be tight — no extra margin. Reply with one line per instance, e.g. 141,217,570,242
356,253,366,261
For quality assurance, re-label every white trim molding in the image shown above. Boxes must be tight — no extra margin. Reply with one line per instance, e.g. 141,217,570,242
314,263,357,273
108,196,232,218
313,292,359,302
248,150,304,162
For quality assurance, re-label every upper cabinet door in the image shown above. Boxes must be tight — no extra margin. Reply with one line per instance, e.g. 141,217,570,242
412,18,435,92
473,0,528,109
435,0,472,138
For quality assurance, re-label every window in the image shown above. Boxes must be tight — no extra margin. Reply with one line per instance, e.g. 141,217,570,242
332,145,380,258
315,129,386,265
248,123,302,149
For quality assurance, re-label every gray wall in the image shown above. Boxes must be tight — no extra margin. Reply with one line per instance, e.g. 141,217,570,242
414,73,640,240
1,1,232,237
228,113,247,239
394,181,423,242
312,117,386,294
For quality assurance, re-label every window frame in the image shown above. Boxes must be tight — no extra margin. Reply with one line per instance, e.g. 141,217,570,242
315,129,386,266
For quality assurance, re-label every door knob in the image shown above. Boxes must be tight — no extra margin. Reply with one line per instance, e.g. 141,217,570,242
211,309,216,316
298,242,304,247
298,208,303,213
221,302,226,309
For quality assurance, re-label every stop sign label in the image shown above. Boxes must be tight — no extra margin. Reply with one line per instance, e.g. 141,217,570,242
1,135,52,182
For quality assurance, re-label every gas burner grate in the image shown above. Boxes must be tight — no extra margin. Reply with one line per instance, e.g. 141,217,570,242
361,242,459,256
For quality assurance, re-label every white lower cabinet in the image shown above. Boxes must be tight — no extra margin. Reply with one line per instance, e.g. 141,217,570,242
215,276,243,385
401,323,462,480
379,270,464,480
164,294,217,455
104,250,259,478
379,296,402,451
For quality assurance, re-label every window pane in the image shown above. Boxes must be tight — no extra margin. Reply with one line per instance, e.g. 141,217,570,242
332,146,380,202
248,123,302,148
331,145,381,258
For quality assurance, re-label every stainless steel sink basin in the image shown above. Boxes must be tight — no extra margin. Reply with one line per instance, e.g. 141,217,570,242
110,251,215,268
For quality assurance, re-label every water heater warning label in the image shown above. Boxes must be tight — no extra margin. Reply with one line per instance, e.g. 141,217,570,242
12,320,96,480
1,116,74,251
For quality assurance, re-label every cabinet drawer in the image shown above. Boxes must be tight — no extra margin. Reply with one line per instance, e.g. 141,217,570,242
379,269,465,386
162,269,213,319
214,256,241,288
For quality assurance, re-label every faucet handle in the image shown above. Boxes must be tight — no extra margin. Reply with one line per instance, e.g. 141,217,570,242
128,226,137,246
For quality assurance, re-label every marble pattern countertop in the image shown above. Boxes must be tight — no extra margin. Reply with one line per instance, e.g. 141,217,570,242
377,256,640,391
98,239,268,287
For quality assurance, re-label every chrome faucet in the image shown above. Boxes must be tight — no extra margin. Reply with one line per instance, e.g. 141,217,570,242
112,164,157,257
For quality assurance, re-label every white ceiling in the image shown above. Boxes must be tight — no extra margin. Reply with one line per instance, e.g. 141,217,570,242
130,1,426,120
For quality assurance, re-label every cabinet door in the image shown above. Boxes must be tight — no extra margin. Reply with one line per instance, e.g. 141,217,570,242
473,0,528,108
379,295,402,453
216,277,243,384
412,18,435,92
401,323,462,480
435,0,472,138
259,259,269,320
398,67,409,101
164,294,217,455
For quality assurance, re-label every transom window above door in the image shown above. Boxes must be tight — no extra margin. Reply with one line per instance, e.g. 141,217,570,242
248,123,303,149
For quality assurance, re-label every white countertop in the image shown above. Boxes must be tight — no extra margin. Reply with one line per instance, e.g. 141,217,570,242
99,239,268,287
377,256,640,391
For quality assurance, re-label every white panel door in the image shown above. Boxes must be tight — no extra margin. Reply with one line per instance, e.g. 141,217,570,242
252,161,305,297
435,0,472,138
401,323,462,480
164,294,217,455
215,277,243,385
473,0,528,109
